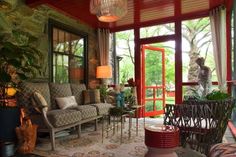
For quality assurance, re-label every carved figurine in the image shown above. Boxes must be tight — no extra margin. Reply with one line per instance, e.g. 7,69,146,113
115,85,125,108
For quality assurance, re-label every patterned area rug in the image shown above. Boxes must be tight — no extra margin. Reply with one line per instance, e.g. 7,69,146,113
32,120,206,157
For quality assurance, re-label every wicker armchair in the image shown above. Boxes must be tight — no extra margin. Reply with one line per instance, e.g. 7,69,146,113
163,99,234,155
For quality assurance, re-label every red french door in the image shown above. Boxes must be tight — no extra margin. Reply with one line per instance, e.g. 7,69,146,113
141,45,166,117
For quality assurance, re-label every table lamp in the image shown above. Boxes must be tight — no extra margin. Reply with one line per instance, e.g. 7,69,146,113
96,65,112,84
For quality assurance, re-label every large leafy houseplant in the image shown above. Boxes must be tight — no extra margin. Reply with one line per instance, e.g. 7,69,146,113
0,36,43,106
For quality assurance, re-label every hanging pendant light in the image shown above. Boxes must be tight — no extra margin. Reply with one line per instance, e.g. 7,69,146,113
90,0,128,23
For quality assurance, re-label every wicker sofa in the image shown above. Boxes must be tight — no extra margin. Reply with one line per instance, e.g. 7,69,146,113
164,99,234,155
17,82,113,150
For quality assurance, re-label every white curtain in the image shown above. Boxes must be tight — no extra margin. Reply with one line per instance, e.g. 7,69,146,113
210,6,227,91
97,28,110,66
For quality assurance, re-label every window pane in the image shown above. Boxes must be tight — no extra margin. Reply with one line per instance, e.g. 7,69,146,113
140,23,175,38
53,28,69,54
115,30,135,84
145,101,154,112
51,23,86,84
182,17,217,83
155,100,163,110
145,48,162,86
69,56,84,83
71,35,84,57
64,32,70,53
145,88,153,99
53,54,69,83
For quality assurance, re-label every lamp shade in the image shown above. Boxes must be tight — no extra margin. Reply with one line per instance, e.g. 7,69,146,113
90,0,127,23
96,66,112,78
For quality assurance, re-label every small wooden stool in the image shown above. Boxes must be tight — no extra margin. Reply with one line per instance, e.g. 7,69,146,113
145,125,179,157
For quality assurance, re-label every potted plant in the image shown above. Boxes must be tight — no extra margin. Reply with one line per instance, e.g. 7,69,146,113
98,84,109,103
0,33,43,154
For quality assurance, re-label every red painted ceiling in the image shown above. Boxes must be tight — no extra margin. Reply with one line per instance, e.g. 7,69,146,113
26,0,226,32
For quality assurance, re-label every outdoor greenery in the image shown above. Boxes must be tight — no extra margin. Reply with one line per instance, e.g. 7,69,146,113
98,84,109,103
205,90,230,100
115,17,216,112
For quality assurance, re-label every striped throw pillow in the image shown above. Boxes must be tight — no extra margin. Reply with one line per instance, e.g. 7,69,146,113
82,89,101,104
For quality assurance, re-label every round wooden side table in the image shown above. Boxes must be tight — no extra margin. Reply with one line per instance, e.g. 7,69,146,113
144,124,179,157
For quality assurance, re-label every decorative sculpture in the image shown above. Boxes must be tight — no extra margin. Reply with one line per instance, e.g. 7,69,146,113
115,85,125,108
195,57,212,97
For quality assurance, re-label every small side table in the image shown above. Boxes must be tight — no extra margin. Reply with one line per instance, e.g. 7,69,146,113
102,110,134,144
130,105,145,136
145,125,179,157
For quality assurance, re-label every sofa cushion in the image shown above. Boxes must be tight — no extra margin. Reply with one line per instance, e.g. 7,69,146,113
73,105,98,119
18,82,51,110
83,89,101,105
47,109,82,128
50,83,73,109
56,96,78,109
89,103,113,115
70,84,86,105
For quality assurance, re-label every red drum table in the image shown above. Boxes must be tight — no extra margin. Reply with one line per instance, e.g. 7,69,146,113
145,125,179,157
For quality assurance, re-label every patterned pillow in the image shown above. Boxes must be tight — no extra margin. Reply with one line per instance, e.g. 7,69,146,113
32,91,48,113
82,89,101,105
56,96,78,109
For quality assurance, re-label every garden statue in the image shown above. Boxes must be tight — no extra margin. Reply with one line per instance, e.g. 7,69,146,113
195,57,212,97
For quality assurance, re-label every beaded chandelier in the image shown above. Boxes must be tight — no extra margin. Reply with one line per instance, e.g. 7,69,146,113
90,0,128,23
